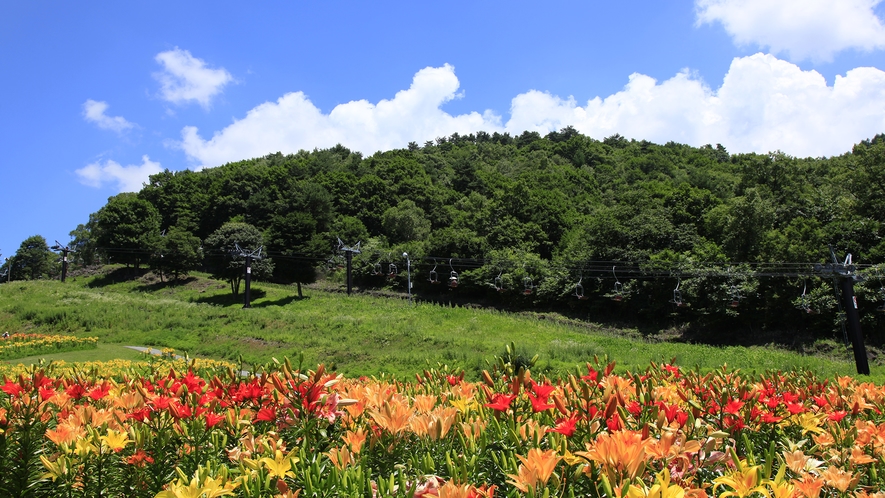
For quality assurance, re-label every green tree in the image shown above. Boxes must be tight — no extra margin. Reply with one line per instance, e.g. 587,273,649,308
381,200,431,245
331,216,369,246
266,181,333,297
68,216,98,267
203,222,274,296
149,227,203,282
139,169,209,235
10,235,56,280
93,193,161,269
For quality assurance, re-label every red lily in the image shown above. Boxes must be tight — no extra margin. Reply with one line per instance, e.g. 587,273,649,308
485,393,517,412
528,393,555,413
547,415,578,437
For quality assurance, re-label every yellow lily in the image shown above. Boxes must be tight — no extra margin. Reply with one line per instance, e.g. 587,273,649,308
155,476,203,498
100,428,131,452
156,475,239,498
74,436,99,458
766,464,794,498
626,468,685,498
40,455,69,482
712,461,770,498
260,449,299,479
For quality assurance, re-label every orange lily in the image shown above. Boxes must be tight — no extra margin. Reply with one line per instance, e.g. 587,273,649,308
369,396,413,435
578,430,650,484
506,448,561,493
792,473,824,498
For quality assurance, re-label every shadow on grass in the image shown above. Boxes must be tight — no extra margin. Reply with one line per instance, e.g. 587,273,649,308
86,267,149,288
133,276,198,293
192,288,267,306
252,295,309,308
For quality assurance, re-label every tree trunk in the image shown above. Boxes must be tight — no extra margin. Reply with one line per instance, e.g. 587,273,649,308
297,282,303,298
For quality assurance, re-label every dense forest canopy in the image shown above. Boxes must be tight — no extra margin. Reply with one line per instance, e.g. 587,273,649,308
15,129,885,343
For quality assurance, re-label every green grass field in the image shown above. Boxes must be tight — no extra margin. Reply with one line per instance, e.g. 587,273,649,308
0,269,880,381
2,343,147,366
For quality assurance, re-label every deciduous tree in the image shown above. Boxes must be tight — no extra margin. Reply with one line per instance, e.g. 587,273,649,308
93,193,161,269
204,222,273,296
149,227,203,282
10,235,56,280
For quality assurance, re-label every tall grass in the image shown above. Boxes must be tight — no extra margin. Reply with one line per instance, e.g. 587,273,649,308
0,272,879,381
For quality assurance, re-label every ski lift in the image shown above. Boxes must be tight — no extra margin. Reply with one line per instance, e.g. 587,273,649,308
670,277,686,307
448,259,459,288
493,271,504,292
388,263,398,278
728,285,742,309
725,268,741,308
574,277,588,300
796,280,817,315
372,262,383,276
327,257,341,271
429,262,440,284
611,266,623,302
523,276,535,295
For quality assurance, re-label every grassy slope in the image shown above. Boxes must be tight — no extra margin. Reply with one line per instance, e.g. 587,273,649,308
0,270,880,381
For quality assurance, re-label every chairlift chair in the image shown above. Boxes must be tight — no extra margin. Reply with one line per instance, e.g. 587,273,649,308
523,276,534,296
671,289,684,307
447,259,459,288
669,278,686,307
572,274,589,300
611,267,623,302
388,263,398,278
728,285,742,309
575,282,588,300
372,262,383,276
796,281,817,314
429,263,440,284
448,271,459,288
801,298,818,315
493,272,504,292
612,281,623,302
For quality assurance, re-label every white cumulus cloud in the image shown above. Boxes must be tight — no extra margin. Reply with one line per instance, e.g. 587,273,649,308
176,57,885,167
82,99,135,133
180,64,500,168
507,53,885,158
76,155,163,193
695,0,885,61
154,48,232,108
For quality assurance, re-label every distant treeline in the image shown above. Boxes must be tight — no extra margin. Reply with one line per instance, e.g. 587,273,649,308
49,128,885,341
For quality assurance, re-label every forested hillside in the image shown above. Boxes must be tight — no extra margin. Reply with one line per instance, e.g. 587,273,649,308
35,129,885,342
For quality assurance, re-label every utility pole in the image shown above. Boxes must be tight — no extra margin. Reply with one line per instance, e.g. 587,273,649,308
243,253,253,308
232,244,263,309
403,252,412,306
817,246,870,375
50,241,72,282
337,238,361,296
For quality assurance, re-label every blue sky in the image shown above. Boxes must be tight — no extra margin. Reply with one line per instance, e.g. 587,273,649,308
2,0,885,259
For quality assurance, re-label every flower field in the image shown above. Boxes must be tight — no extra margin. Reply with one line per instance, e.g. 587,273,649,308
2,354,884,497
0,333,98,361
